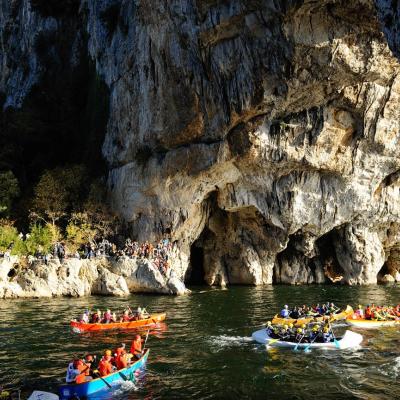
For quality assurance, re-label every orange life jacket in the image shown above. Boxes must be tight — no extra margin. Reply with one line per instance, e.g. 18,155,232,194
98,358,113,377
116,353,129,370
130,339,142,356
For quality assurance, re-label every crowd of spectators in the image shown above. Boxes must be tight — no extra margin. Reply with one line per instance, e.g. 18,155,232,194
0,236,174,276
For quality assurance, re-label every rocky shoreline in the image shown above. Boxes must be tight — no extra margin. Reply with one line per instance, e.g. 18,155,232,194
0,256,188,299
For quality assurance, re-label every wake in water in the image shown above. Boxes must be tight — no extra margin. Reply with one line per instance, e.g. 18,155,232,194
207,335,253,351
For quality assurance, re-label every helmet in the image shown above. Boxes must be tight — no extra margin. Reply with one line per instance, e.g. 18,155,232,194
313,325,319,332
105,349,112,356
297,328,302,333
283,324,288,330
267,321,272,326
86,355,94,362
301,324,306,329
284,305,288,309
323,327,329,333
289,323,293,328
358,305,362,309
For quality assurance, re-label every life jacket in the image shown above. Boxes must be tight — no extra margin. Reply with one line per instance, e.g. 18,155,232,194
75,365,87,384
98,358,113,377
365,307,372,319
116,353,129,370
130,339,142,356
122,315,131,322
84,362,91,376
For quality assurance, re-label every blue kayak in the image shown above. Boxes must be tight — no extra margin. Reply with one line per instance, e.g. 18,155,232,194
59,349,149,399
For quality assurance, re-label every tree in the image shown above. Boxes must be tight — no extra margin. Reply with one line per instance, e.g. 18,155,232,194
0,219,20,253
31,165,88,226
0,171,20,217
25,223,58,255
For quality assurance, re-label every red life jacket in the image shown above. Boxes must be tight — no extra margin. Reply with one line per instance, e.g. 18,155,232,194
116,353,129,370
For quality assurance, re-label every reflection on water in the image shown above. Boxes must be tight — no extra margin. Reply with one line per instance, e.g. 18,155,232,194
1,285,400,399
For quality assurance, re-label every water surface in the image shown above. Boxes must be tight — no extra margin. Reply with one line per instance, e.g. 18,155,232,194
1,285,400,399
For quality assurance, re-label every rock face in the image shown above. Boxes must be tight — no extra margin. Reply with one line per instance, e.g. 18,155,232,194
3,1,400,287
0,257,187,298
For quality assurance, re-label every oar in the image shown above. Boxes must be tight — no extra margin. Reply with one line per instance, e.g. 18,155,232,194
328,322,340,348
303,332,319,352
293,334,305,351
143,329,150,351
266,338,280,350
92,370,112,389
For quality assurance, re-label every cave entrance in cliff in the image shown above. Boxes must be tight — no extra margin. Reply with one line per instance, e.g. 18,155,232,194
187,244,206,285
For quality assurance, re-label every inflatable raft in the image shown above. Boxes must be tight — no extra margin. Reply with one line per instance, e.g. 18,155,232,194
346,318,400,329
59,349,149,399
252,329,363,350
272,305,353,326
70,313,166,332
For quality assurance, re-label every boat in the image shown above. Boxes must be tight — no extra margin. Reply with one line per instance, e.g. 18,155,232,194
70,313,166,333
271,305,353,326
252,329,362,350
346,317,400,329
28,391,59,400
59,349,149,399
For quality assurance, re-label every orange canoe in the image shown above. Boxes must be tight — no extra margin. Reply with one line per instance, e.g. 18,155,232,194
70,312,166,333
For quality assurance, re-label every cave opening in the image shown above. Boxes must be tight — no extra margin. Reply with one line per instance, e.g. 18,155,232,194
186,243,206,285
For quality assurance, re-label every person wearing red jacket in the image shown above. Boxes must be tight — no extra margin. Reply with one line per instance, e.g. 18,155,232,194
130,334,143,359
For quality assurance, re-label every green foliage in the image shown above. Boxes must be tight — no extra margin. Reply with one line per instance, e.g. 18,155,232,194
66,218,97,253
0,220,19,253
25,223,57,255
0,170,20,217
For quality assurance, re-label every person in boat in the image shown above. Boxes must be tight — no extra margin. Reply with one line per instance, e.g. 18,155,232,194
279,324,291,340
289,306,299,319
280,305,290,318
83,355,95,380
80,311,89,324
111,312,117,323
365,305,372,320
322,326,332,343
102,309,112,324
65,359,82,383
114,343,126,358
130,334,143,359
115,347,133,370
355,305,364,319
121,310,131,322
265,321,273,336
98,350,115,377
91,310,102,323
295,327,304,343
309,325,320,342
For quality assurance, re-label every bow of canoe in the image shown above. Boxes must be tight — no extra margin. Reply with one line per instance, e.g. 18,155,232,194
59,349,149,399
70,313,166,332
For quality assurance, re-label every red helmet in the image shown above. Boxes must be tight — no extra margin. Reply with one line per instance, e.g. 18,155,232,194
135,334,141,340
86,355,94,362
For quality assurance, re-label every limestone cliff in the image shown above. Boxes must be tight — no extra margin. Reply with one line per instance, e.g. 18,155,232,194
2,0,400,288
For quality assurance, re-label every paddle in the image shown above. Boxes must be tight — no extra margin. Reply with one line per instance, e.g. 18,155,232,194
293,334,305,351
328,321,340,349
266,338,280,350
92,370,112,389
143,329,150,351
303,332,320,352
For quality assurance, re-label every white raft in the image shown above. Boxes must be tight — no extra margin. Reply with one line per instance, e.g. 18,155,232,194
252,329,363,350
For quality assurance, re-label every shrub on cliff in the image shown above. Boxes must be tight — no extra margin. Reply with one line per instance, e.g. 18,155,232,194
0,220,21,254
25,223,58,255
66,218,97,253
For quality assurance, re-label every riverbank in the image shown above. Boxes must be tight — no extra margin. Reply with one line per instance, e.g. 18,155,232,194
0,256,188,298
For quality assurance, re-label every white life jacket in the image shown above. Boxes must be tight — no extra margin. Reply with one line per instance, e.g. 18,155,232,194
65,362,79,383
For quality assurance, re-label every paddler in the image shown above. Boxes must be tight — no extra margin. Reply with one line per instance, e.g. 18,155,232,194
265,321,273,335
121,310,131,322
280,305,290,318
65,359,81,383
309,325,320,342
115,348,132,370
365,305,372,320
322,326,332,343
114,343,126,358
98,350,114,376
80,311,89,324
130,334,143,359
103,309,112,324
355,305,364,319
279,324,290,340
91,310,101,323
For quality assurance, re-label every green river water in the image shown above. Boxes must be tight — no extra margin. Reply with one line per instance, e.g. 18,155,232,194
1,285,400,399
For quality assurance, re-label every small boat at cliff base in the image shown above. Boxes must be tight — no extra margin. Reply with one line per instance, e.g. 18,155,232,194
252,329,362,350
272,305,353,326
59,349,149,399
70,313,166,333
